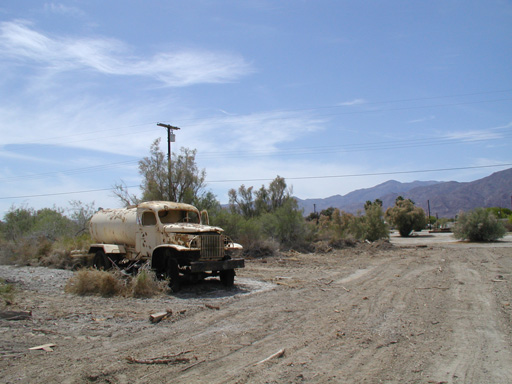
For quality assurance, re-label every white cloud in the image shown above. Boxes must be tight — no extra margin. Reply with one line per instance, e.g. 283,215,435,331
338,98,366,106
44,3,85,17
407,115,435,124
444,129,504,142
0,20,254,86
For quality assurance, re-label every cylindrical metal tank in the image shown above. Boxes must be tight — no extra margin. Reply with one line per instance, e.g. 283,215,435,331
89,207,138,246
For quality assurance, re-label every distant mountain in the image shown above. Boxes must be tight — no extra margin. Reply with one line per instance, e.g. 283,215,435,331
296,168,512,218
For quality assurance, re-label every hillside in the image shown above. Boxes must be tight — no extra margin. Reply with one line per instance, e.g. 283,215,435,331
296,167,512,218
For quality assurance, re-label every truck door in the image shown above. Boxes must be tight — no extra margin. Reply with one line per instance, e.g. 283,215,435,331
136,210,160,258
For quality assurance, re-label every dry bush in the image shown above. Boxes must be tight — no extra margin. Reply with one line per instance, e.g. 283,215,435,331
66,267,167,298
131,268,167,298
40,249,75,269
328,234,358,249
65,269,126,297
242,238,280,258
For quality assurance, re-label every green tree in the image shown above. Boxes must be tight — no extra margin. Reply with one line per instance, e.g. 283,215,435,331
114,138,206,206
2,206,35,242
68,200,96,234
228,185,255,217
1,206,77,242
385,197,427,237
33,207,75,241
453,208,506,242
229,176,293,218
485,207,512,219
170,147,206,204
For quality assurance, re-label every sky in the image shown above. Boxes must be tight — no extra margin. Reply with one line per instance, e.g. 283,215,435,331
1,1,511,217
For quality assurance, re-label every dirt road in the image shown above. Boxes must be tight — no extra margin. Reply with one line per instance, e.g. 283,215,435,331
1,233,511,383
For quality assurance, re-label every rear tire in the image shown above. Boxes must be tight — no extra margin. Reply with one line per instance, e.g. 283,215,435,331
93,250,112,270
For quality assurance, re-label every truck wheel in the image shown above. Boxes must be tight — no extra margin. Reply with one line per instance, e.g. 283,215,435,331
220,269,235,287
167,259,181,292
93,250,112,270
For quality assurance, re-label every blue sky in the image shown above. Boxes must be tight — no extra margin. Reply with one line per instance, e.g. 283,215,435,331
1,1,511,216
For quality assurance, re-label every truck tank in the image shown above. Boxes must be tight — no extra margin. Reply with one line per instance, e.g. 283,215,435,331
89,207,138,246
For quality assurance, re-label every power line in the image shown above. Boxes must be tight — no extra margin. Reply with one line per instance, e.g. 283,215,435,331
206,164,512,183
4,89,512,149
1,163,510,200
2,125,511,184
0,160,138,183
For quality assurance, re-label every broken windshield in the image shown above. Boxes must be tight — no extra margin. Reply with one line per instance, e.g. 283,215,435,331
158,209,200,224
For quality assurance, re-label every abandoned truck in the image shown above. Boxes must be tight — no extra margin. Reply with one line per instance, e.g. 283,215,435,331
88,201,244,291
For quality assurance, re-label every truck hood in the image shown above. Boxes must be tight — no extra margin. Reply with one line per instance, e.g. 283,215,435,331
162,223,224,234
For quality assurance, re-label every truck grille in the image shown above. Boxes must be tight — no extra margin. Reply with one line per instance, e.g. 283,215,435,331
200,234,225,260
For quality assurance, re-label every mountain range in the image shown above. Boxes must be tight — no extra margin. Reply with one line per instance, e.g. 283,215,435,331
296,167,512,218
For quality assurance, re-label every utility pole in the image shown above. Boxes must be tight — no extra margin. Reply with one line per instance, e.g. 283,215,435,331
157,123,181,201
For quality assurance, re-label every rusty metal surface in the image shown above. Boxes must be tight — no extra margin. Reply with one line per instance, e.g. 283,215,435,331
89,207,138,245
88,201,242,265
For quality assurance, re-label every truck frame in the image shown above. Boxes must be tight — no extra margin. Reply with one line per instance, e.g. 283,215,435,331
87,201,244,291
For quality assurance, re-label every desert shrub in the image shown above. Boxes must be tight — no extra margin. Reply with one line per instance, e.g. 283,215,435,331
259,199,309,249
1,204,94,267
131,269,166,298
65,269,125,297
0,279,14,305
504,218,512,232
385,197,427,237
453,208,507,242
0,236,46,266
54,232,92,253
362,203,389,242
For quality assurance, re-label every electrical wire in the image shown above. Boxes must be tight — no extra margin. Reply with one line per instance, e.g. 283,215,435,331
1,127,510,183
1,163,510,200
4,89,512,149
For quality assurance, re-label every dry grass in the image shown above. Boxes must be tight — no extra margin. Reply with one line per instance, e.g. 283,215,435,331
65,267,167,298
131,269,167,298
65,268,126,297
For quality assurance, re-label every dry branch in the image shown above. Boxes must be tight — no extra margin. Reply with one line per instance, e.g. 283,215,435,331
254,348,286,365
0,311,32,321
29,344,56,352
181,359,206,372
126,350,192,365
149,309,172,323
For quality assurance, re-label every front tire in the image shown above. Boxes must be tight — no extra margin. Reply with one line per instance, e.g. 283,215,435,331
220,269,235,287
167,258,181,292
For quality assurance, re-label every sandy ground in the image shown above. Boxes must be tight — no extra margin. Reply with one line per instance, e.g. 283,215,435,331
1,232,512,383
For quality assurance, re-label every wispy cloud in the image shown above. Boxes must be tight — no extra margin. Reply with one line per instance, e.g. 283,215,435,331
338,98,366,106
183,111,326,155
0,20,254,86
407,115,435,124
444,122,512,142
43,3,85,17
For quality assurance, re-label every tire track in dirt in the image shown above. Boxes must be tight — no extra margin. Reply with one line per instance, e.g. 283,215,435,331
429,250,512,384
2,243,511,383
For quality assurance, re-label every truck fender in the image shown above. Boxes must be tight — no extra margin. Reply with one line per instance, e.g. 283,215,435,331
226,242,243,250
152,244,190,254
88,244,126,255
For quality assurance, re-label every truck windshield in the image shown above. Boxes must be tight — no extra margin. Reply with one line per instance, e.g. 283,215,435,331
158,209,200,224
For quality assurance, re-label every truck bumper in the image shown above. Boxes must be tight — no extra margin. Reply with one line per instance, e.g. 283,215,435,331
190,258,245,273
